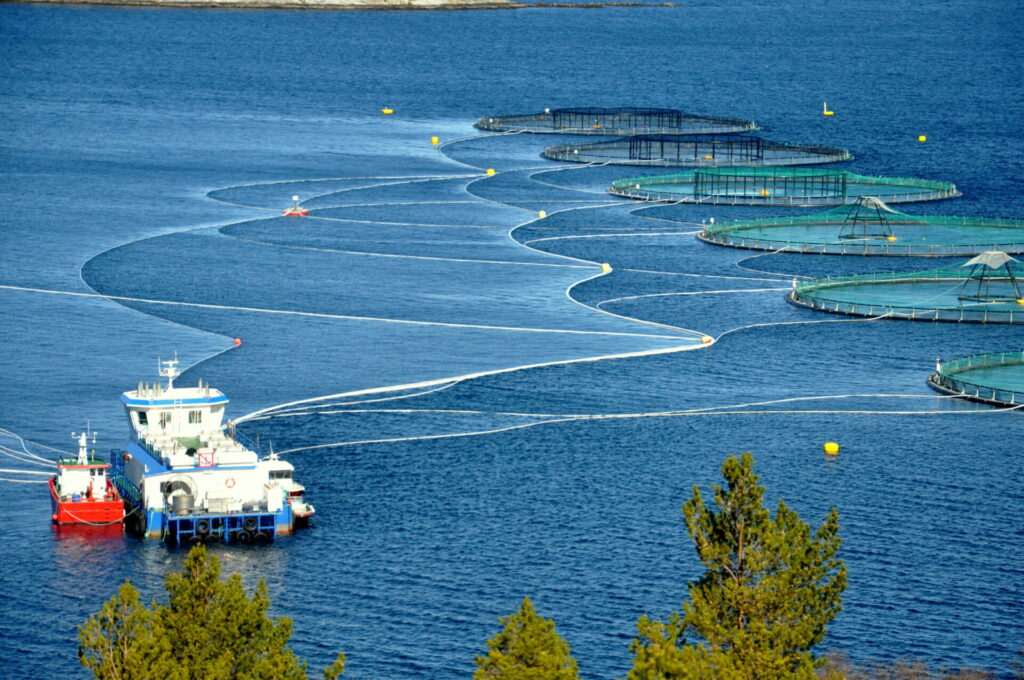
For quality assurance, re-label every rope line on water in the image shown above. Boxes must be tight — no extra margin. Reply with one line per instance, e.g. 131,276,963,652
272,393,1018,453
0,284,686,340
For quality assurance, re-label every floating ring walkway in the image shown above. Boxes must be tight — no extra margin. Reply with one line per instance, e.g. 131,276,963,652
928,351,1024,408
698,197,1024,256
609,167,960,206
543,134,850,167
787,253,1024,324
475,107,756,136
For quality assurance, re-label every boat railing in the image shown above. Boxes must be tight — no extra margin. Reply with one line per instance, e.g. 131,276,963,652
108,449,143,506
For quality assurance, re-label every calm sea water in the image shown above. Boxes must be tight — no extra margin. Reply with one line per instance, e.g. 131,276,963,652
2,2,1023,678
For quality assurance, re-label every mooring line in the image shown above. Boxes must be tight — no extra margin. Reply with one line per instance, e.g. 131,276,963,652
0,284,687,339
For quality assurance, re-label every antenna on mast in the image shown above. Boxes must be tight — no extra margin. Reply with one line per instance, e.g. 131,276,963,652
159,352,181,390
70,427,98,465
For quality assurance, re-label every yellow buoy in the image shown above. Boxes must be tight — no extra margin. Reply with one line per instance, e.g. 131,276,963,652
704,155,713,160
538,210,547,219
918,135,927,142
887,235,897,242
823,442,840,455
1017,299,1024,305
381,108,394,115
430,136,439,145
600,263,612,273
760,188,769,196
486,168,496,176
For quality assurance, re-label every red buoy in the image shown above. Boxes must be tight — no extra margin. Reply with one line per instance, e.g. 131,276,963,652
233,337,242,347
283,195,309,217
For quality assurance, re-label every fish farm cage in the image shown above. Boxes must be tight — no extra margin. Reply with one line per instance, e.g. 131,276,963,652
698,196,1024,256
609,167,960,206
475,107,756,136
787,252,1024,324
542,134,851,167
928,351,1024,408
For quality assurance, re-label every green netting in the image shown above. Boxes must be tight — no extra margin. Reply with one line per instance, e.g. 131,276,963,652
929,351,1024,406
609,166,960,206
475,107,756,136
541,134,851,167
698,198,1024,256
788,258,1024,324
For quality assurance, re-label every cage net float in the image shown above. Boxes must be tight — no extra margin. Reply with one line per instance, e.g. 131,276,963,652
609,167,960,206
928,351,1024,408
786,252,1024,324
698,197,1024,256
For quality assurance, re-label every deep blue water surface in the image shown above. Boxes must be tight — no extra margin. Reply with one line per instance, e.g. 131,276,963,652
2,2,1023,678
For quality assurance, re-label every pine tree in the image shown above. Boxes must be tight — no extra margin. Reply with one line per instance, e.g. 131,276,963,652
78,581,174,680
629,452,847,680
474,596,580,680
78,545,345,680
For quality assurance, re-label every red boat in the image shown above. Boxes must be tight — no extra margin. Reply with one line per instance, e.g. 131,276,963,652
49,430,124,525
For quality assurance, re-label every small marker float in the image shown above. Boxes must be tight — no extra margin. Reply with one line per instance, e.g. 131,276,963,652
822,101,834,116
282,195,308,217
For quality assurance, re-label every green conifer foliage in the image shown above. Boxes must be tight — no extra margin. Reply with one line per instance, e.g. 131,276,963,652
474,596,580,680
629,452,847,680
78,545,345,680
78,581,173,680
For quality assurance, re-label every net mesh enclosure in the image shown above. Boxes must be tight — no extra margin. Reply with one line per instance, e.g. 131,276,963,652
786,252,1024,324
697,196,1024,256
608,167,961,206
541,134,851,167
928,351,1024,408
474,107,756,135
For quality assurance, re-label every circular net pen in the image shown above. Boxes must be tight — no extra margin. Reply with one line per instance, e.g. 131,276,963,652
928,351,1024,408
475,107,756,136
698,196,1024,256
787,252,1024,324
609,167,960,206
542,134,851,167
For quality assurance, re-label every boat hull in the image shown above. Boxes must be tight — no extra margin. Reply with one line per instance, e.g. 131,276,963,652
49,478,124,525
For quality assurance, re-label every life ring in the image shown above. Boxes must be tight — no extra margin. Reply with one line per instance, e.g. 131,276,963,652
225,478,236,489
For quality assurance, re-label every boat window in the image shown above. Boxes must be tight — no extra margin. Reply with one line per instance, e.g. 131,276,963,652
188,410,202,424
159,412,171,428
270,470,292,479
138,411,148,425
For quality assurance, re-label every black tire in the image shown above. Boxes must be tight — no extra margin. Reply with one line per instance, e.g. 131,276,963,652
254,531,270,544
195,519,210,536
236,530,253,544
243,517,258,532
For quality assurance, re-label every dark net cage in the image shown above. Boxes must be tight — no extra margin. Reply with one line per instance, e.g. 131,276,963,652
609,167,960,206
541,134,851,167
694,167,847,199
475,107,756,135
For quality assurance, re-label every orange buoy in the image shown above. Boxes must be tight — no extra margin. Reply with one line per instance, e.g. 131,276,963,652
233,338,242,347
